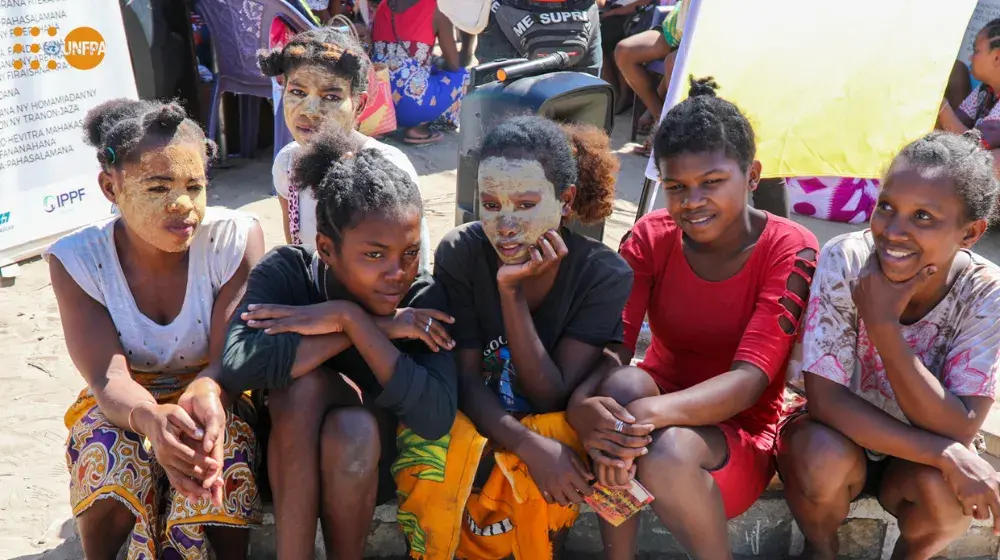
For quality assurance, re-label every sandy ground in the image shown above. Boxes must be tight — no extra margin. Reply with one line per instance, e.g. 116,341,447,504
5,113,999,559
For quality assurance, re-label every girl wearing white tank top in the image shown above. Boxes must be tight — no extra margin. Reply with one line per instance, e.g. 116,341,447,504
48,99,264,559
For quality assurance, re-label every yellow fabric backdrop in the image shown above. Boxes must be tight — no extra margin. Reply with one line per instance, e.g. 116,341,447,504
647,0,977,179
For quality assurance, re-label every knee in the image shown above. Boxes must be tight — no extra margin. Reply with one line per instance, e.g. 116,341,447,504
777,421,861,504
905,465,965,522
638,427,703,474
78,496,136,534
595,366,658,407
614,41,633,65
268,369,329,428
319,407,380,480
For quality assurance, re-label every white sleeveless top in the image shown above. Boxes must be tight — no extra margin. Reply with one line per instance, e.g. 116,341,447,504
45,207,256,391
272,138,432,271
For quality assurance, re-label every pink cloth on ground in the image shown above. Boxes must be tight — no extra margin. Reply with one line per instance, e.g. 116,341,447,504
787,176,880,224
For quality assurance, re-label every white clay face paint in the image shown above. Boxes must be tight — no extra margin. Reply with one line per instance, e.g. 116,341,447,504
282,65,356,146
478,156,564,265
116,142,207,253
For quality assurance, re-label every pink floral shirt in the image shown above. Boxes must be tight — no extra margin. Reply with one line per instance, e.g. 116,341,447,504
787,231,1000,424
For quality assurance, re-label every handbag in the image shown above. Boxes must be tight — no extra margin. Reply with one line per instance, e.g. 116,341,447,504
331,14,397,137
330,13,372,49
358,63,398,137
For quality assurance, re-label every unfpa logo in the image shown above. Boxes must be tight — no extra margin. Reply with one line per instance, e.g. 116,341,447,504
63,27,105,70
10,26,107,72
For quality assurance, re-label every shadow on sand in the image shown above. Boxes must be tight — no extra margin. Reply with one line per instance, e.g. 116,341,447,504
8,517,89,560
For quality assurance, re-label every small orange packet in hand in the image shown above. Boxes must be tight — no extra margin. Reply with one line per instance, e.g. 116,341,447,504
584,479,655,527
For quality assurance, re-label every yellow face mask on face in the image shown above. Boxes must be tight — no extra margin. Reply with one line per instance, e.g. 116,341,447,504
478,157,565,265
115,141,208,253
282,65,358,146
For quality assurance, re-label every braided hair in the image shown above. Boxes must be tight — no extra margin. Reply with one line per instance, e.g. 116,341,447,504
479,116,619,224
653,77,756,173
258,27,370,97
83,99,215,170
894,130,1000,223
981,18,1000,50
291,127,422,249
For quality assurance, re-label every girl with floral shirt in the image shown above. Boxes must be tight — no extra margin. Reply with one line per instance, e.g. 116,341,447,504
778,130,1000,560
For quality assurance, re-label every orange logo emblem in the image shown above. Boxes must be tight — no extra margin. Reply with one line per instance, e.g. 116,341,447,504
63,27,105,70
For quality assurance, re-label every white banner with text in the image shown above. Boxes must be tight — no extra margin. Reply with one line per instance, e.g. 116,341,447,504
0,0,137,263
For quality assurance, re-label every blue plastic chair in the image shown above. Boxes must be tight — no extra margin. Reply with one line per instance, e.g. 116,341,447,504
194,0,315,159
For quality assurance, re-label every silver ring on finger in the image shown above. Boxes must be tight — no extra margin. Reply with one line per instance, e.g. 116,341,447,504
614,420,626,433
424,318,432,333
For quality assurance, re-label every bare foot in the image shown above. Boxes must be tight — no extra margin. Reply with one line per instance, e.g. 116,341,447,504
636,110,657,136
631,131,653,157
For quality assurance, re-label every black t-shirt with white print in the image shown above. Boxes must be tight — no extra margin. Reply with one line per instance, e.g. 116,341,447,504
434,222,633,414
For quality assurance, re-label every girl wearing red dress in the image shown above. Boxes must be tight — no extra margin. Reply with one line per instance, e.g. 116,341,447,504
568,77,819,559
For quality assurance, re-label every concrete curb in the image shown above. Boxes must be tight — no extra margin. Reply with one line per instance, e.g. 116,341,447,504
244,493,1000,559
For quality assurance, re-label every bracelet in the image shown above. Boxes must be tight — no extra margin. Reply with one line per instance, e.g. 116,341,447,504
128,402,151,434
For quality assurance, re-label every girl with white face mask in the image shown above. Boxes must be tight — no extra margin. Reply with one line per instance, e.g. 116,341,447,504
393,116,634,560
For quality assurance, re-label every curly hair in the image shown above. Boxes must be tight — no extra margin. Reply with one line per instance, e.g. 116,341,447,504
291,126,422,249
257,27,370,96
479,116,619,224
893,130,1000,223
653,76,756,173
82,98,216,170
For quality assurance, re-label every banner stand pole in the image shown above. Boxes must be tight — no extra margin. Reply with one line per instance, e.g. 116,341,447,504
635,178,657,222
635,0,703,222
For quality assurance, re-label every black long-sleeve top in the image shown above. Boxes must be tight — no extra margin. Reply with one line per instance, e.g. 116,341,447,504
218,245,457,439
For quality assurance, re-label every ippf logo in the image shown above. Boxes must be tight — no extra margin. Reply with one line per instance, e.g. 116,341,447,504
44,188,86,213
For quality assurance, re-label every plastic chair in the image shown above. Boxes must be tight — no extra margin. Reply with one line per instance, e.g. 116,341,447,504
194,0,315,159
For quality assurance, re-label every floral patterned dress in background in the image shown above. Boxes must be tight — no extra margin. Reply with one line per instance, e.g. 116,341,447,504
371,0,469,129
